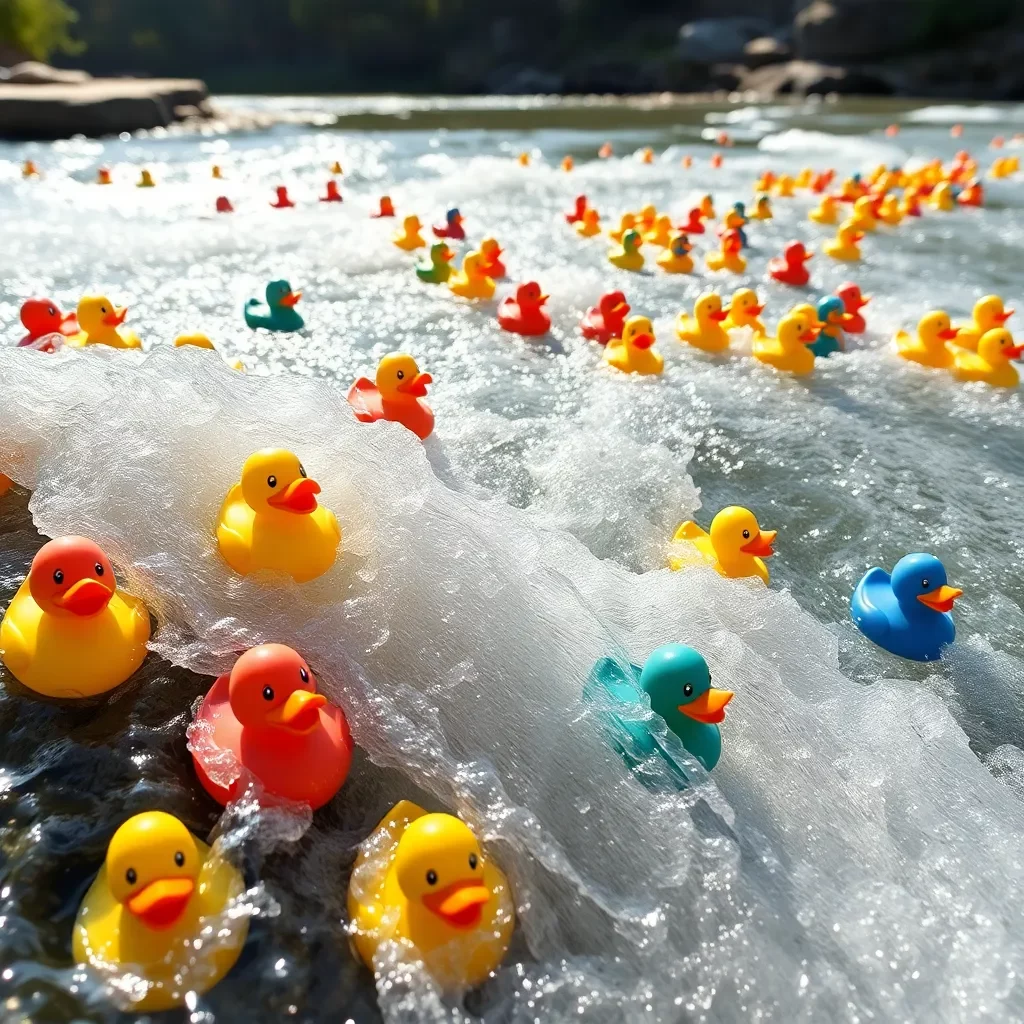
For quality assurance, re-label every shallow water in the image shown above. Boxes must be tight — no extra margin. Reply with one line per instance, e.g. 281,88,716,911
1,96,1023,1023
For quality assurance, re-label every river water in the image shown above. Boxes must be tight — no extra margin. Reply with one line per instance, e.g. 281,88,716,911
1,95,1023,1023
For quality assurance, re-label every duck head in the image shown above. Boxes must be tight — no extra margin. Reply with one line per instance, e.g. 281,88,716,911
699,194,714,218
621,315,655,350
836,282,869,311
621,229,642,254
779,311,819,346
239,449,321,515
973,295,1013,330
402,214,421,234
431,242,454,266
695,292,727,324
817,295,847,327
445,207,461,226
480,236,502,259
463,252,487,278
375,352,432,399
977,328,1023,364
513,281,547,311
918,310,959,346
616,213,636,232
639,643,733,735
891,553,962,614
669,233,692,258
784,241,812,266
395,814,491,930
710,506,776,560
571,195,587,217
77,295,127,335
274,186,291,203
598,291,629,327
728,289,762,320
720,229,742,254
638,204,657,227
683,208,703,228
20,298,69,336
266,280,301,310
379,196,395,216
106,812,199,931
228,643,326,735
28,536,116,617
837,221,863,245
138,170,155,187
756,196,771,213
581,208,600,228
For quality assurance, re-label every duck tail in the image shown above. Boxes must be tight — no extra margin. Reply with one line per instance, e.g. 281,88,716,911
672,521,703,542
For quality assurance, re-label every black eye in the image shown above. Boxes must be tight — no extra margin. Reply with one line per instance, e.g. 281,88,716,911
267,475,277,488
397,370,404,379
742,530,750,539
126,868,136,885
683,684,693,697
53,569,64,584
174,851,185,867
921,580,929,589
100,306,107,313
263,686,274,701
95,563,104,576
299,667,309,683
426,870,437,885
469,853,478,870
47,306,55,316
299,464,306,478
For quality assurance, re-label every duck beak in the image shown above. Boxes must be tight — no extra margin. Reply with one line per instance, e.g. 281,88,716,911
800,328,819,342
538,294,549,304
611,302,630,317
630,333,654,350
938,327,960,340
748,304,764,316
442,249,454,262
739,529,776,556
679,687,734,725
61,311,75,324
54,578,114,616
803,252,814,262
422,879,491,929
397,371,432,397
103,307,127,326
279,291,302,307
127,877,194,930
1006,343,1024,360
917,585,962,613
996,309,1014,323
709,310,728,322
267,477,321,513
267,689,327,732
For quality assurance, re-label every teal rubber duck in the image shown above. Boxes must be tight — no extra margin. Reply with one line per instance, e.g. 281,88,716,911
808,295,845,358
244,280,304,332
584,643,733,787
415,242,454,284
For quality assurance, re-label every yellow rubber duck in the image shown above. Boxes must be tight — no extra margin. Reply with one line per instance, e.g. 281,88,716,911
517,152,530,166
137,169,156,188
774,174,795,198
607,229,644,272
930,182,955,212
676,292,730,352
849,195,877,233
174,333,244,371
22,159,39,178
670,506,776,584
348,801,515,991
448,251,496,300
809,194,839,224
71,295,142,349
561,155,574,171
636,204,658,233
952,328,1021,388
877,193,903,226
216,449,341,583
330,160,343,175
644,214,673,247
656,233,693,274
823,220,863,262
953,294,1014,351
752,311,817,376
754,171,775,193
751,195,773,220
73,811,247,1012
722,288,766,335
604,315,663,375
705,229,745,273
609,213,637,242
0,536,150,698
894,310,960,369
393,215,426,251
576,208,602,237
794,167,813,189
211,164,224,179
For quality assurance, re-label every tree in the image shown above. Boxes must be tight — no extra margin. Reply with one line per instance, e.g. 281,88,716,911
0,0,83,62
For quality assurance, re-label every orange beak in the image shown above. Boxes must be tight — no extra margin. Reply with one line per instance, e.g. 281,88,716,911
267,688,327,732
1006,343,1024,360
678,687,734,725
267,476,321,513
938,327,960,340
397,371,432,397
708,310,728,322
917,584,962,613
631,333,654,350
279,291,302,307
996,309,1014,323
611,302,630,317
740,529,776,557
422,879,491,929
103,307,128,326
800,328,819,342
127,877,194,930
54,577,114,616
748,304,764,316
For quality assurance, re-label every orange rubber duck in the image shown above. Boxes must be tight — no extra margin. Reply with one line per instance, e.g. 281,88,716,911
348,353,434,440
958,180,984,207
479,237,506,279
371,195,396,218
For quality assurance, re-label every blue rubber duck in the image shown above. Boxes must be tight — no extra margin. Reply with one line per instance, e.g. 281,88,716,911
244,280,304,332
584,643,733,787
809,295,846,357
851,552,962,662
731,202,748,248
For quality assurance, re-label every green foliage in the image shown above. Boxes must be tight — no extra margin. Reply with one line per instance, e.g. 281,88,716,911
0,0,83,60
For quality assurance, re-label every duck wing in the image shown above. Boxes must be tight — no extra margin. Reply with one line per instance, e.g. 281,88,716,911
851,567,890,638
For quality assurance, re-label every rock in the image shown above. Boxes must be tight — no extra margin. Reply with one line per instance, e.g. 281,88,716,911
5,61,91,85
794,0,923,62
678,17,776,64
740,59,893,96
743,36,792,67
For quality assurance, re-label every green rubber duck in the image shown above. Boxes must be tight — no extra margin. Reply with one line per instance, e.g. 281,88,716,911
244,280,304,332
415,242,455,284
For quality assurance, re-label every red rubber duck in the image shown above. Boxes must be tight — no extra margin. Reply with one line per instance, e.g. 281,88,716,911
811,170,834,194
371,195,395,218
768,241,813,287
680,208,705,234
835,282,869,333
347,353,434,440
497,282,550,337
270,186,295,209
580,291,630,345
432,207,465,239
191,644,353,809
320,180,343,203
565,195,588,224
957,180,984,207
215,196,234,213
18,298,78,347
479,237,506,279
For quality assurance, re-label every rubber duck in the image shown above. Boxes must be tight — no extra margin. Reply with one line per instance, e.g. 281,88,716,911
671,506,775,584
136,169,155,188
656,234,694,274
599,142,613,159
348,801,514,991
809,295,849,357
73,295,142,349
681,154,693,168
517,152,530,166
877,193,903,226
22,160,39,178
752,311,817,376
174,334,244,372
705,229,745,273
954,295,1014,351
215,196,234,213
900,187,923,218
755,171,776,193
584,645,733,782
372,195,396,218
774,174,795,198
751,195,773,220
72,811,247,1011
348,353,435,439
811,170,834,194
580,291,630,345
448,251,495,300
604,315,663,375
479,237,506,279
768,241,813,287
244,280,303,332
575,208,602,237
794,167,814,189
721,202,748,246
849,196,878,233
710,152,723,169
835,174,865,203
321,180,343,203
930,182,955,212
823,220,863,262
645,214,673,248
0,536,150,698
191,644,352,808
607,230,645,273
565,195,588,224
951,328,1022,388
561,155,574,171
497,282,550,337
416,242,455,284
96,167,112,185
216,449,341,582
212,164,224,179
270,186,295,209
836,282,869,333
641,147,655,164
895,310,959,369
851,553,961,661
609,213,637,242
676,292,729,352
433,207,465,239
722,288,765,335
699,194,715,219
330,160,343,175
17,298,79,347
680,207,705,234
393,215,426,251
636,204,658,233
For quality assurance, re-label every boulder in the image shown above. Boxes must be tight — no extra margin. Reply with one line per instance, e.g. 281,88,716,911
677,17,776,64
4,61,91,85
794,0,924,62
740,59,893,96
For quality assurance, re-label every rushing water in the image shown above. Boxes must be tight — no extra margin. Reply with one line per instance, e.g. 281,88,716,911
1,95,1023,1023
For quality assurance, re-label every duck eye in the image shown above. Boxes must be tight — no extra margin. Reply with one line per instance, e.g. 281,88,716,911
921,579,929,589
469,853,478,870
683,684,693,697
94,563,104,576
263,686,274,701
126,868,137,885
53,569,64,584
299,464,306,478
742,530,750,539
299,667,309,683
174,851,185,867
47,306,55,316
397,370,404,380
267,475,277,488
426,870,438,886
